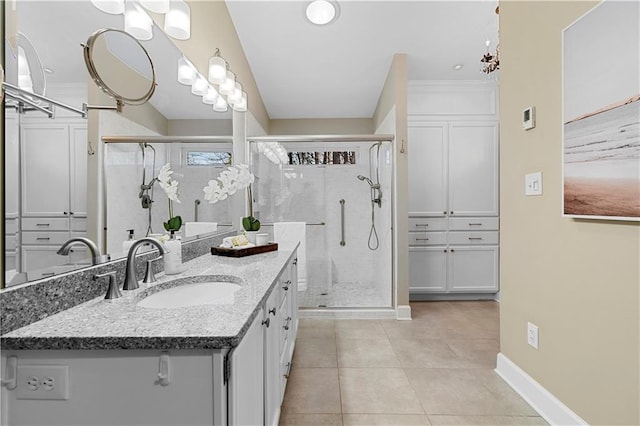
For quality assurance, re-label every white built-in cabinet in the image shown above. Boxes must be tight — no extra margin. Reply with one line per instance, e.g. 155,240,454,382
19,120,88,273
408,81,499,296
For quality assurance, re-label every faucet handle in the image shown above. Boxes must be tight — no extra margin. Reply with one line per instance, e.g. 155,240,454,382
143,257,162,284
94,271,122,300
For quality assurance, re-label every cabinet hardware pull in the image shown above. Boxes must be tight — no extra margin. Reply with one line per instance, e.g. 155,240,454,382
415,238,429,241
41,272,55,277
36,223,50,227
63,212,68,215
283,316,292,331
451,249,455,252
469,223,482,226
282,286,289,291
269,307,276,316
444,249,447,253
284,361,292,379
69,212,74,215
285,280,291,285
36,237,50,241
443,211,447,215
450,211,454,215
261,318,270,328
293,258,298,265
415,224,429,227
468,237,483,240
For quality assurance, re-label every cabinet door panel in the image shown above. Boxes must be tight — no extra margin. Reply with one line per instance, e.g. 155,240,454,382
409,247,447,292
265,288,281,426
448,246,498,292
21,125,70,216
70,125,88,216
408,124,448,215
229,307,265,426
448,124,498,216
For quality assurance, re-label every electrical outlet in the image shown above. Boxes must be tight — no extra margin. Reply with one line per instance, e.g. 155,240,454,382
527,322,539,349
17,365,69,400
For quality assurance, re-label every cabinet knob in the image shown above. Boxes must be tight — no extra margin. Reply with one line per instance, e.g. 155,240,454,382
268,307,276,316
450,211,454,215
443,211,447,215
451,249,455,252
444,249,447,253
69,212,74,215
261,318,270,328
63,211,68,215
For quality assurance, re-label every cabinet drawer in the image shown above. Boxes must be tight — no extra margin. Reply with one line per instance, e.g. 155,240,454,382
22,231,70,245
5,218,18,234
409,217,448,231
449,217,498,231
409,232,446,246
449,231,498,245
22,217,69,231
5,235,17,250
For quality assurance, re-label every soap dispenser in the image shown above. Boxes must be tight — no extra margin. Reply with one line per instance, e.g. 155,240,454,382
163,230,182,275
122,229,136,253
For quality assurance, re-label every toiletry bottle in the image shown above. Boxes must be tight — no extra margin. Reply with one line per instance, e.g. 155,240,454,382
122,229,136,254
163,230,182,275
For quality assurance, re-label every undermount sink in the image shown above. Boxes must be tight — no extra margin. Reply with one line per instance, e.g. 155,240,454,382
184,222,218,237
137,278,242,309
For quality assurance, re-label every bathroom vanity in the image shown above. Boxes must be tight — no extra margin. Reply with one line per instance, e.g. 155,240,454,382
1,247,299,426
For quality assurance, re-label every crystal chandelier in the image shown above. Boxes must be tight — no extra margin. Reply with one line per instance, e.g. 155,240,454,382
481,5,500,74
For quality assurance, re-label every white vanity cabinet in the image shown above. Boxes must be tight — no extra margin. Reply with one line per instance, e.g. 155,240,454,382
230,253,299,426
19,120,88,272
1,252,299,426
408,81,499,297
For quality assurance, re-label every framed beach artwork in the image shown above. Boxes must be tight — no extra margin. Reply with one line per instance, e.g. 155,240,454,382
562,0,640,221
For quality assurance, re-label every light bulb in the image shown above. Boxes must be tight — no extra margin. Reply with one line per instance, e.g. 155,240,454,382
219,71,236,95
213,96,227,112
202,87,219,104
90,0,124,14
227,82,243,104
233,92,248,112
191,75,208,96
124,0,153,41
177,57,197,85
208,55,227,84
165,0,190,40
139,0,169,13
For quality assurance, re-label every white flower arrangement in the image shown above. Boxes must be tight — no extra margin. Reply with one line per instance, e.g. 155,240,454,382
203,164,255,204
157,163,182,232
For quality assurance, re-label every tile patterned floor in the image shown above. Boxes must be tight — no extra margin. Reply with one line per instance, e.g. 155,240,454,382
280,301,547,426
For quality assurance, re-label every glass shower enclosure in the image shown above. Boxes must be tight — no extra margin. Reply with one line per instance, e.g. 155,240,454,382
249,137,393,309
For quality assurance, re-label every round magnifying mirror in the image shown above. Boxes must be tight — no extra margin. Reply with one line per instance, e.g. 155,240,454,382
83,28,156,110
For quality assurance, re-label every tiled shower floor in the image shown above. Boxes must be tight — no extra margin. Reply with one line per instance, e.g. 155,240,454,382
298,282,392,308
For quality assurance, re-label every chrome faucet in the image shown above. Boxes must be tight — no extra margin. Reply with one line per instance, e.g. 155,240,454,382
57,237,104,265
123,237,168,291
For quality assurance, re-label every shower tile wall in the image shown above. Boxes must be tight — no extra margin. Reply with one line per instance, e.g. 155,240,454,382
102,112,168,255
253,141,393,308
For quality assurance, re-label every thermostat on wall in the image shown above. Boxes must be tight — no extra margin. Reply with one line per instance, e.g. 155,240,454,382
523,106,536,130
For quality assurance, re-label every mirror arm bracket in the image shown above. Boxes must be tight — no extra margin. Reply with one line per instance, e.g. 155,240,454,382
82,102,122,116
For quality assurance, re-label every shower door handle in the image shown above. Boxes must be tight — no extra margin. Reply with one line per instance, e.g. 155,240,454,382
339,199,346,246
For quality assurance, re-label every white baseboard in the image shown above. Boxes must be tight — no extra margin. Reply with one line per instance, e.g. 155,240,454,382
495,353,588,426
396,305,412,320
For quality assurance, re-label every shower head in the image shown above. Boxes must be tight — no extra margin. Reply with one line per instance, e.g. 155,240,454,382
357,175,377,188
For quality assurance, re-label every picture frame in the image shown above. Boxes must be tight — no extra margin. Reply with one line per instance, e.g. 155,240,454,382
562,0,640,221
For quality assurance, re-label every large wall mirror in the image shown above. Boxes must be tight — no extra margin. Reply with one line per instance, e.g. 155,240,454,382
4,1,235,287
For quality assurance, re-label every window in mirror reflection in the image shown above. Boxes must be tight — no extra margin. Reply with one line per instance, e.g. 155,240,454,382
186,151,232,166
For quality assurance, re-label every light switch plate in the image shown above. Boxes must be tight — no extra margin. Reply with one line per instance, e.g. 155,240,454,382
525,172,542,196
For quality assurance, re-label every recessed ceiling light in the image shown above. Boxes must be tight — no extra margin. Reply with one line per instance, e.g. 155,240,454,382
453,64,464,71
306,0,338,26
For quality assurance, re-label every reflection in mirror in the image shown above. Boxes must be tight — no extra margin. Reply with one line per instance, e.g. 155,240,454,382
104,136,234,260
4,1,234,288
83,28,156,110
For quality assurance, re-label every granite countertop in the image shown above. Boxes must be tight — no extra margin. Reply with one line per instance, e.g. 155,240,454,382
1,248,296,351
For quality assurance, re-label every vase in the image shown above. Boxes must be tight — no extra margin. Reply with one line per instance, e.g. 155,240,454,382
245,231,258,244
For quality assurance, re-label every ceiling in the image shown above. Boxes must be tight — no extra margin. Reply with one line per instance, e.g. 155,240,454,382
226,0,499,119
13,1,499,122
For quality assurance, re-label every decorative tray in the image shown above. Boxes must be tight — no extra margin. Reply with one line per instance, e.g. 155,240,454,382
211,242,278,257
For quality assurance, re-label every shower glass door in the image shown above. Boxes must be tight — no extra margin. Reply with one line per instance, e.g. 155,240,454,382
250,140,393,309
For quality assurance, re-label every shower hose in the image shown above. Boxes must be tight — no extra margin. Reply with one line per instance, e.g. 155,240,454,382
367,200,380,251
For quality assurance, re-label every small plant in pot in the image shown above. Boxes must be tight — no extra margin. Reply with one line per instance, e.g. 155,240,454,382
242,184,260,243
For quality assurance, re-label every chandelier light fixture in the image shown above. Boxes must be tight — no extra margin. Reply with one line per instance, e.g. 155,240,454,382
164,0,191,40
480,5,500,74
90,0,125,14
